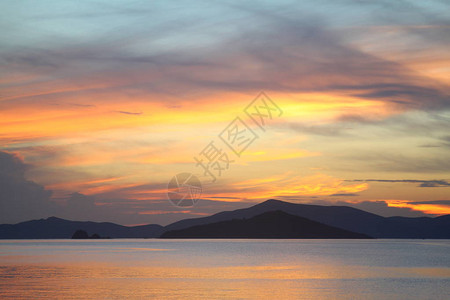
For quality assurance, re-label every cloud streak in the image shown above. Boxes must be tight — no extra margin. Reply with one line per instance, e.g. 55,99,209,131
346,179,450,187
114,110,143,116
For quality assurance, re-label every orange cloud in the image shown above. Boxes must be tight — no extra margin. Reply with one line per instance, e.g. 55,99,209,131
385,200,450,215
206,173,369,201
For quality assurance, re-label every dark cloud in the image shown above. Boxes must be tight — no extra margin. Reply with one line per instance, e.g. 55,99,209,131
291,105,450,139
442,136,450,142
68,103,96,108
346,179,450,187
406,200,450,205
114,110,143,115
335,114,378,124
440,135,450,147
287,122,351,137
0,151,53,223
418,180,450,187
2,1,449,112
0,151,254,225
333,83,450,110
0,152,105,224
344,153,450,173
419,144,442,148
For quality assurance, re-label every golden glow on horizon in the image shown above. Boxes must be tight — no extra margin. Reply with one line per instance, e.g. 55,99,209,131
0,91,397,143
386,200,450,216
207,173,369,201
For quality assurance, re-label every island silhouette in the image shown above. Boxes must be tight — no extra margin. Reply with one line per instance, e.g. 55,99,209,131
161,210,371,238
71,229,109,239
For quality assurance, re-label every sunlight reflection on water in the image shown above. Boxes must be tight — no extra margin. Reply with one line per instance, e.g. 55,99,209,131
0,239,449,299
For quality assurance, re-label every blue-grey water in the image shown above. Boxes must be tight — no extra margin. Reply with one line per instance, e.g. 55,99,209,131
0,239,449,299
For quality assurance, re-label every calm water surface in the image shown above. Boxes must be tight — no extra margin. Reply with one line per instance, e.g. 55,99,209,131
0,239,449,299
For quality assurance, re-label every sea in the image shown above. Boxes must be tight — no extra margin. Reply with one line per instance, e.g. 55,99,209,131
0,239,449,299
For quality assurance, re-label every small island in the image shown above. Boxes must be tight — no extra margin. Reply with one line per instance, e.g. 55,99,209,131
71,229,109,239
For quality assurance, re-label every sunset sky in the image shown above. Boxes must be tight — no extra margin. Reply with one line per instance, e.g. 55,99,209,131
1,0,449,225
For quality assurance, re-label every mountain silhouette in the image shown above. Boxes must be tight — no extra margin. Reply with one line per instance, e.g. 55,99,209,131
161,210,372,238
0,217,163,239
1,200,449,239
165,199,450,238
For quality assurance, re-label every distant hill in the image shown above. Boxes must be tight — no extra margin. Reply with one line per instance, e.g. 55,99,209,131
161,210,372,239
1,200,449,239
0,217,164,239
165,199,450,238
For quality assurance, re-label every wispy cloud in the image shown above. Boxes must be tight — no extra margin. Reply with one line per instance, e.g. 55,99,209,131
346,179,450,187
114,110,143,116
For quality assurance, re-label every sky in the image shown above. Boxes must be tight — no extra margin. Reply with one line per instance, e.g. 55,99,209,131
1,0,449,225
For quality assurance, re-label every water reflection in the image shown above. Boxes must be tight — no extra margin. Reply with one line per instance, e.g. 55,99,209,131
0,239,449,299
